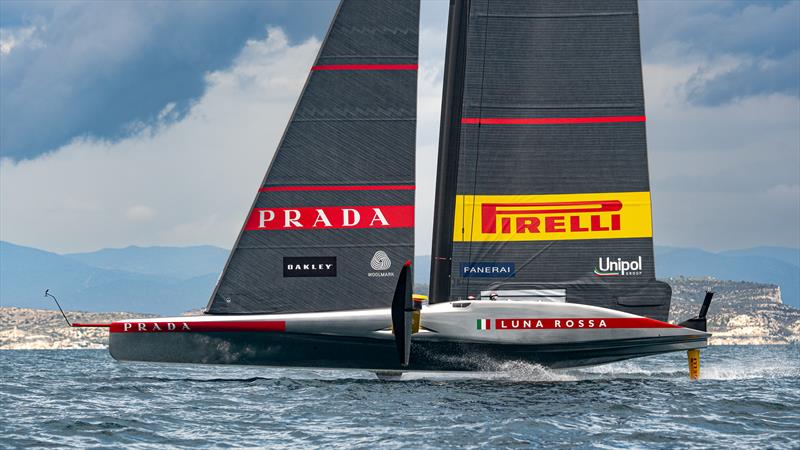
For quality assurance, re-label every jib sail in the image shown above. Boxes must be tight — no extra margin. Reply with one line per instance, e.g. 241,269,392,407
429,0,671,320
207,0,419,315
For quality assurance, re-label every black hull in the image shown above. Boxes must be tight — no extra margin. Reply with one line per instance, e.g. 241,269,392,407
109,331,707,371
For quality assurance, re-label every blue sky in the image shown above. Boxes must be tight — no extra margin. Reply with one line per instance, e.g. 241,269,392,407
1,0,798,253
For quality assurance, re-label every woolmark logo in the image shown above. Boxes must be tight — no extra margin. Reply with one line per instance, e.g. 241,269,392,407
453,192,652,242
461,262,515,278
594,256,643,276
245,205,414,231
370,251,391,271
368,250,395,278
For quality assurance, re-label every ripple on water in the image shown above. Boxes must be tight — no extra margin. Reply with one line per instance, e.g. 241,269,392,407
0,346,798,448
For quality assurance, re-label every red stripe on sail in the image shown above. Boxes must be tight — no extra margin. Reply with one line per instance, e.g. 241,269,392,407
493,317,680,330
461,116,646,125
110,321,287,333
260,185,415,192
311,64,418,71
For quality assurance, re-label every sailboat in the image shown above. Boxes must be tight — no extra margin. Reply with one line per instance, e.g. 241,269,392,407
86,0,714,374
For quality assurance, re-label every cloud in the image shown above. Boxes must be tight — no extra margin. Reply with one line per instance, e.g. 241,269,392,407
0,1,336,160
683,51,799,105
601,1,800,249
1,1,798,255
125,205,156,222
0,15,455,256
644,61,800,250
0,25,41,55
1,27,320,253
640,0,800,106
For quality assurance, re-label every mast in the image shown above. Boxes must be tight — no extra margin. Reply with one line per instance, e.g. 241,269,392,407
430,0,471,303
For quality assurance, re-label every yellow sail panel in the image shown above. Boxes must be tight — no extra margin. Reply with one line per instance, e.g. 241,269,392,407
453,192,653,242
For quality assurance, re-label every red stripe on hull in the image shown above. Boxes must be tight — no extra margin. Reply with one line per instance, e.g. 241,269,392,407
311,64,418,71
461,116,646,125
110,321,287,333
259,185,415,192
494,317,679,330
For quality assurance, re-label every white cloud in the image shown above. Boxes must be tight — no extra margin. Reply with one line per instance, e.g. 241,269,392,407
1,27,319,253
0,26,41,55
0,17,453,255
0,21,452,255
125,205,156,222
1,8,798,254
644,61,800,250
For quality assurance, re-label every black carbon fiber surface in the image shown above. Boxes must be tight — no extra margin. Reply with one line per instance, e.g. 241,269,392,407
431,0,671,320
208,0,419,314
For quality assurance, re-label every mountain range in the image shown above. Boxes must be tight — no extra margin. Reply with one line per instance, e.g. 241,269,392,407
0,242,227,314
1,241,797,314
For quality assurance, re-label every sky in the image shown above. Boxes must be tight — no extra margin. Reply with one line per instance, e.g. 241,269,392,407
1,0,798,254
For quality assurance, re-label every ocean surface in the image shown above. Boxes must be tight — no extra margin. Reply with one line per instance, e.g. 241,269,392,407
1,346,798,449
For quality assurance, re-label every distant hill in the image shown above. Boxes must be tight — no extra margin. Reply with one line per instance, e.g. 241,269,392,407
414,246,800,308
667,277,800,345
719,246,800,267
0,241,224,315
654,246,799,308
66,245,228,280
2,241,797,313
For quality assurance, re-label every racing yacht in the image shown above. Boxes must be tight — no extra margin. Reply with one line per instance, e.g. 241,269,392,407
69,0,713,375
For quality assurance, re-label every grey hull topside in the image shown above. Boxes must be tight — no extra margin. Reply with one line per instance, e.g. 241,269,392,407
109,300,708,371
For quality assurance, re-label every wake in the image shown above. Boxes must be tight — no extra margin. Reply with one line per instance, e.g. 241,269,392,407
398,346,800,382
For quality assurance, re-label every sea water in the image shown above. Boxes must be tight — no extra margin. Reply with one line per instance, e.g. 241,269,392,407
1,345,798,449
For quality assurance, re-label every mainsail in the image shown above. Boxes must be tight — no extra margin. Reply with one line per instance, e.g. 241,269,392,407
208,0,420,315
430,0,671,320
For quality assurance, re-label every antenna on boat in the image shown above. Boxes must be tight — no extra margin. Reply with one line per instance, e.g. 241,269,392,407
44,289,72,327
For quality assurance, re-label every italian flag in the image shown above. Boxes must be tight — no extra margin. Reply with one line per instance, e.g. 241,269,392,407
477,319,491,330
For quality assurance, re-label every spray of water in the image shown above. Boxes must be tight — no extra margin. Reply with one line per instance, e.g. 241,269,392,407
390,345,800,382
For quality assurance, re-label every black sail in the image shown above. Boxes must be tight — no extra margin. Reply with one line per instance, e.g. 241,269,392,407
207,0,419,315
430,0,671,320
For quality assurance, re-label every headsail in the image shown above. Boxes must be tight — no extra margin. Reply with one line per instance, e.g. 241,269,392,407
430,0,671,320
208,0,420,315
